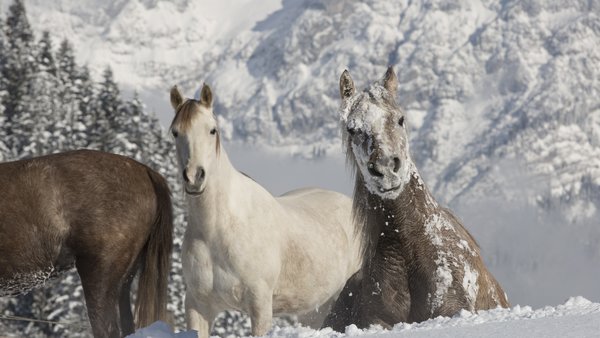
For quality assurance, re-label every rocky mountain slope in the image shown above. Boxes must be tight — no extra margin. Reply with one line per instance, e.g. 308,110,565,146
17,0,599,217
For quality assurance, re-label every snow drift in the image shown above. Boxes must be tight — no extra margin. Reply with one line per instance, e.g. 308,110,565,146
128,297,600,337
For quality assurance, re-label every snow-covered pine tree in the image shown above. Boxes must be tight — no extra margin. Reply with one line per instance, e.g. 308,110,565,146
0,21,11,161
37,31,57,77
0,15,6,76
73,65,97,149
0,114,10,162
36,31,69,154
0,17,7,102
2,0,37,141
56,39,76,84
130,94,174,169
55,38,80,150
147,115,168,170
11,29,67,158
96,66,123,152
122,91,146,161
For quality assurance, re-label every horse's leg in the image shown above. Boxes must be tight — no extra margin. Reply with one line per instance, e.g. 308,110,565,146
77,260,121,338
185,293,214,338
322,271,363,331
358,254,410,328
298,295,336,329
119,274,135,336
248,286,273,336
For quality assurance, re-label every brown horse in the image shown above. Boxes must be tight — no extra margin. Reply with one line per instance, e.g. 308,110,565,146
323,68,509,331
0,150,173,337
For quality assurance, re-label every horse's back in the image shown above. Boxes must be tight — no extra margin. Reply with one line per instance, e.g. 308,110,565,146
276,187,354,238
278,187,351,215
0,150,159,288
43,150,158,249
279,187,341,198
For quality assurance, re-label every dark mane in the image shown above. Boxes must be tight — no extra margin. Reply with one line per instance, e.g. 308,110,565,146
344,136,377,261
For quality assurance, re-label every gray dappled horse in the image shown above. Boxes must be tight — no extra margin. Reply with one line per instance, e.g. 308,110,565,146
0,150,173,337
324,68,509,330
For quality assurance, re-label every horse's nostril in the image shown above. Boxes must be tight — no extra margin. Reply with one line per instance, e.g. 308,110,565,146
367,162,384,177
393,157,400,173
196,168,205,182
183,168,190,183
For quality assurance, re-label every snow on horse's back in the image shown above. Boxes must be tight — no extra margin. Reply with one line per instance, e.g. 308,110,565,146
169,84,364,338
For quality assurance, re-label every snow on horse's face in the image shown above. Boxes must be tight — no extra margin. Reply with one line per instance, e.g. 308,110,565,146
170,84,220,195
339,67,411,200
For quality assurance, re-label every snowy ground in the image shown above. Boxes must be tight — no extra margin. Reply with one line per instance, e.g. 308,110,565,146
128,297,600,338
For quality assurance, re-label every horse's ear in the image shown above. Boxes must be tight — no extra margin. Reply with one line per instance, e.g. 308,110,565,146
199,83,213,107
383,66,398,95
170,85,183,111
339,70,355,99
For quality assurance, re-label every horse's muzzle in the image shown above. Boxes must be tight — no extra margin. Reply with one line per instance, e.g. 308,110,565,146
183,167,205,185
183,167,206,195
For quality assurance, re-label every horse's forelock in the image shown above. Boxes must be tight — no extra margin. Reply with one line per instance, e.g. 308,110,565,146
170,99,221,155
170,99,198,133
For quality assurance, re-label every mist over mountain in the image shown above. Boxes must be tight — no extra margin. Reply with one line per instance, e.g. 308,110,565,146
7,0,600,310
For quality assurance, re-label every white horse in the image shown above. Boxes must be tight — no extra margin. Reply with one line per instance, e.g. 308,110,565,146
169,84,363,338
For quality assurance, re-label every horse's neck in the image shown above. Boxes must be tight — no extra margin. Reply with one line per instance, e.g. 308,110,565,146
186,149,279,236
357,161,439,259
186,151,241,230
390,166,439,223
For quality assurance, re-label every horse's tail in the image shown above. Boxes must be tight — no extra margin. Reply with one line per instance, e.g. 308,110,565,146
135,168,174,328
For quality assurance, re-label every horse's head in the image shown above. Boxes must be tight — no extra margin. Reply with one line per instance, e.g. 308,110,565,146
169,84,220,196
339,67,411,200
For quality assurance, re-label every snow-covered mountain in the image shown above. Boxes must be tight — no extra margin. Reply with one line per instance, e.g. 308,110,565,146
6,0,600,307
201,0,600,222
0,0,281,120
14,0,600,212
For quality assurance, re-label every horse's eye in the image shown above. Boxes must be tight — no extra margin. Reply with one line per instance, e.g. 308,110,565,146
347,127,356,136
172,130,178,138
398,116,405,127
210,128,217,135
